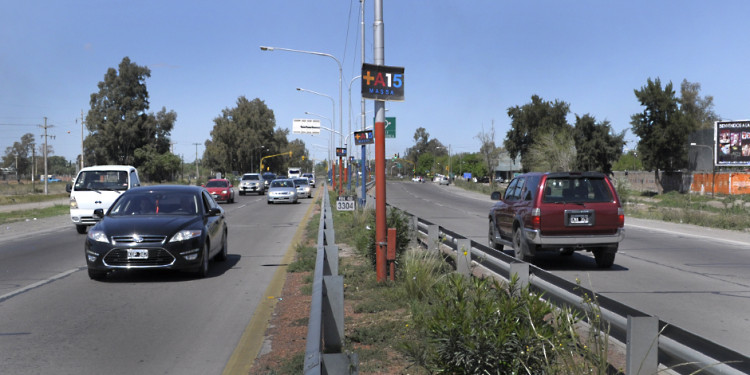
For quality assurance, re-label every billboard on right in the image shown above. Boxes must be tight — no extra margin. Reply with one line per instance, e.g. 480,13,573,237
716,120,750,166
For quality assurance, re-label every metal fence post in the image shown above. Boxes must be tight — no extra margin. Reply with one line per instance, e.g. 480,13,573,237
627,316,658,375
427,224,440,252
509,262,529,289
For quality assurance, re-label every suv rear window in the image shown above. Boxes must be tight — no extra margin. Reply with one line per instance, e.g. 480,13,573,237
541,176,613,203
242,174,259,180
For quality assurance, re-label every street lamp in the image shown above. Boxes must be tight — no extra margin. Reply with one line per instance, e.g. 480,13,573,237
305,111,338,184
260,45,343,148
690,142,715,196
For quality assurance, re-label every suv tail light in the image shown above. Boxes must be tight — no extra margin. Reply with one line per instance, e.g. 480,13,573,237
618,207,625,227
531,208,541,229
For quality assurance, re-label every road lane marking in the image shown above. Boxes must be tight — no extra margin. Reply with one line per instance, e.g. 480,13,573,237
0,267,82,303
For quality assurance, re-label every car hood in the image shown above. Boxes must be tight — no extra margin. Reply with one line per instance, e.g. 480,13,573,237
94,215,202,237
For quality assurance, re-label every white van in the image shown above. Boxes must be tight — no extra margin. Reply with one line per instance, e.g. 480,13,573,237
66,165,140,233
287,167,301,179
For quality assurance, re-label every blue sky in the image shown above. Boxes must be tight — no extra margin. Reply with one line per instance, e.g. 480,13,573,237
2,1,749,165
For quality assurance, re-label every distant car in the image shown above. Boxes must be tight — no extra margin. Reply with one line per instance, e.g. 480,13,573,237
438,176,450,185
47,176,62,182
294,178,312,198
493,176,505,183
267,179,298,204
239,173,264,195
412,176,424,183
84,185,228,280
203,178,235,203
262,172,276,189
302,173,316,187
488,171,625,268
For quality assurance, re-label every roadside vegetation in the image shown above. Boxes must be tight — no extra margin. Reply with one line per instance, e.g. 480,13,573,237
261,190,620,374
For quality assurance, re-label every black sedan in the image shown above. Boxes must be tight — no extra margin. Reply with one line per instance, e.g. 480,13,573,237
85,185,228,280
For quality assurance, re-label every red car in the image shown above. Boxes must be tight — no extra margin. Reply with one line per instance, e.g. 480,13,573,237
488,171,624,268
203,179,235,203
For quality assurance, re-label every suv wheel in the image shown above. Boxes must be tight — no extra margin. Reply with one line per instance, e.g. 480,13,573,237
512,226,532,263
488,220,503,251
593,247,616,268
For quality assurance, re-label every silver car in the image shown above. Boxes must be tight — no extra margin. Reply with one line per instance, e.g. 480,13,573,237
239,173,265,195
294,178,312,198
267,179,298,204
302,173,316,188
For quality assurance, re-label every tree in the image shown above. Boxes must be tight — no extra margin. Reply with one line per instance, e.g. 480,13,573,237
612,149,643,171
505,95,571,171
287,139,312,172
134,145,181,181
405,127,446,167
84,57,177,174
475,122,501,184
524,128,576,172
2,133,35,177
204,96,291,175
630,78,694,185
573,114,625,174
680,79,720,130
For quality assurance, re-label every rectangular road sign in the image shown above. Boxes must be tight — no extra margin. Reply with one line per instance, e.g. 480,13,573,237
292,119,321,134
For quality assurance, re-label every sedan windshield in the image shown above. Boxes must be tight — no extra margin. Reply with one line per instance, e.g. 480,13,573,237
294,179,309,186
205,180,228,188
242,175,259,181
271,180,294,188
109,192,199,216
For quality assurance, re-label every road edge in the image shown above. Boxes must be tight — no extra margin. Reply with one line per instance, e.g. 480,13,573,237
222,188,320,374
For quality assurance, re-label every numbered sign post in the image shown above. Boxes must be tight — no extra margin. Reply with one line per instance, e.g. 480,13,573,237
336,195,356,211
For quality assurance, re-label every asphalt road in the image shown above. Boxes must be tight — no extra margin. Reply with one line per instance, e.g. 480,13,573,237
385,180,750,357
0,189,316,374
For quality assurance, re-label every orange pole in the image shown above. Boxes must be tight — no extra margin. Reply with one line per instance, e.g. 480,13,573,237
375,118,387,282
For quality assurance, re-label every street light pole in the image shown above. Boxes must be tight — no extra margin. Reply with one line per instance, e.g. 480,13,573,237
298,88,339,192
261,45,343,192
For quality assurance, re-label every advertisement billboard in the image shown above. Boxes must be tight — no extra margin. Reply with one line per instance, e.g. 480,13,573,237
716,120,750,166
292,119,321,134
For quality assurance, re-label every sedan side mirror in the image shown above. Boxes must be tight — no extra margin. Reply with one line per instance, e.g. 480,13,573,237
207,207,222,216
93,208,105,218
490,191,502,201
65,183,72,193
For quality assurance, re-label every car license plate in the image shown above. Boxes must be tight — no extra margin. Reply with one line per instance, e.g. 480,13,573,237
127,249,149,259
570,214,589,224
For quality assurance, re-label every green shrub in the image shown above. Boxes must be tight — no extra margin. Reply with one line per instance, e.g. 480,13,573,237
364,207,412,270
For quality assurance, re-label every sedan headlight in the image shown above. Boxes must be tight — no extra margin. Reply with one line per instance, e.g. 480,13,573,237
170,229,202,242
87,230,109,243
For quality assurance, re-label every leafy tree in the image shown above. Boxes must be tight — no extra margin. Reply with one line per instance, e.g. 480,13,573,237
204,96,291,175
134,144,181,181
612,149,643,171
680,79,720,130
47,156,75,176
2,133,35,176
84,57,177,175
405,127,446,167
630,78,694,181
573,114,625,174
453,152,486,179
505,95,572,171
287,139,312,172
524,128,576,172
476,122,501,184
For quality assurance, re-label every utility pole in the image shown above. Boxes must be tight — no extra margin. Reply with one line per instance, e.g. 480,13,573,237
80,110,85,171
40,117,54,195
193,143,201,183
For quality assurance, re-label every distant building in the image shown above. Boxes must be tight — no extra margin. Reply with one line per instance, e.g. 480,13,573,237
493,152,522,181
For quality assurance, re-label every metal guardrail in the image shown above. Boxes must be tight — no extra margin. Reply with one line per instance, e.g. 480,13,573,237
303,185,358,374
407,215,749,375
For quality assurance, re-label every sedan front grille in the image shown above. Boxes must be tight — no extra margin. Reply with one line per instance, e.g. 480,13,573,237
112,235,167,245
103,248,175,267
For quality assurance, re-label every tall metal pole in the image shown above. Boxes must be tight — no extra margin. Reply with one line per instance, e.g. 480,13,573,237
373,0,387,282
193,143,201,182
80,110,85,171
360,0,368,207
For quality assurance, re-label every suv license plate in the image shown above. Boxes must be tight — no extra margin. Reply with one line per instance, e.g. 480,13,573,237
570,215,589,224
127,249,149,259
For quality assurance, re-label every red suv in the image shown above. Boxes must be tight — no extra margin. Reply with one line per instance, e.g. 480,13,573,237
488,172,624,268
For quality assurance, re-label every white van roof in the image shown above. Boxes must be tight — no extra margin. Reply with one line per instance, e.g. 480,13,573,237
79,165,136,172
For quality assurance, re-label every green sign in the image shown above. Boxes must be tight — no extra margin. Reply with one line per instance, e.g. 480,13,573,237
373,117,396,139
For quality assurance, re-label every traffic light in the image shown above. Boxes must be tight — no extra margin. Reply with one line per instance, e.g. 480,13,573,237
302,156,305,160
